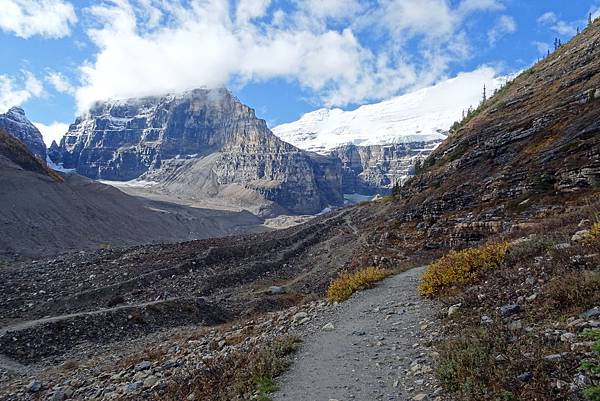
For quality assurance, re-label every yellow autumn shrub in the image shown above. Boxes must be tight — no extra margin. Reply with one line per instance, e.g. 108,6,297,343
327,267,391,303
589,221,600,239
419,242,511,298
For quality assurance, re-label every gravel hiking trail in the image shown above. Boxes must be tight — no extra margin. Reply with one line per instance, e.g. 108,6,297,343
273,266,440,401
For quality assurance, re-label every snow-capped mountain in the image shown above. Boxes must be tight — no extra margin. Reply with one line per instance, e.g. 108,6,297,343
272,67,508,154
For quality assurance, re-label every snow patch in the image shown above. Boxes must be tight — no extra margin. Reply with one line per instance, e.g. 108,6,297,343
272,67,509,154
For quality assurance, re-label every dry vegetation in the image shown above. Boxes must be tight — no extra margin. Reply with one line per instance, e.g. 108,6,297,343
419,243,511,298
148,335,301,401
326,266,391,303
422,214,600,401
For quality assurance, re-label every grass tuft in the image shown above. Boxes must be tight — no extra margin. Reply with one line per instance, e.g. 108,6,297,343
590,221,600,240
326,267,391,303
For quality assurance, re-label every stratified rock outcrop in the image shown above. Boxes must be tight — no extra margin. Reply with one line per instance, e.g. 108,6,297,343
52,89,343,215
0,106,47,162
330,141,440,195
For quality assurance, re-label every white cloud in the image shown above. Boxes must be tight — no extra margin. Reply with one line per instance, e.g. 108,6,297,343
0,72,44,112
0,0,77,39
74,0,507,113
537,11,577,36
236,0,271,24
46,71,76,94
488,15,517,45
532,40,550,55
33,121,70,146
458,0,505,14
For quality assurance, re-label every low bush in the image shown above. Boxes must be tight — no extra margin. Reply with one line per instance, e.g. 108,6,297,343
158,335,301,401
590,221,600,240
419,243,511,297
435,328,502,398
542,270,600,313
326,267,391,303
580,329,600,401
505,236,554,263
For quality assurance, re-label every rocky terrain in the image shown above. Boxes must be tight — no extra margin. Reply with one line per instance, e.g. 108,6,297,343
50,89,343,216
0,107,47,162
0,128,266,260
0,198,385,400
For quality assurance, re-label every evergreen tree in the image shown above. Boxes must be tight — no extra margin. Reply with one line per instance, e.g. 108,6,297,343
590,12,593,26
414,158,423,176
554,37,559,51
482,84,487,104
392,181,401,196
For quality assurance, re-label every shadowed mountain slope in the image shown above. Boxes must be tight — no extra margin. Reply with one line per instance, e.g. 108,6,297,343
0,129,264,260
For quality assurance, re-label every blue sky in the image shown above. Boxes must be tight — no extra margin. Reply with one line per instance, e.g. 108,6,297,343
1,0,599,145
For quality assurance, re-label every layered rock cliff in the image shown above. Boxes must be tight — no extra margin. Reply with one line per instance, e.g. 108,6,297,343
52,89,343,215
0,106,47,162
330,141,440,194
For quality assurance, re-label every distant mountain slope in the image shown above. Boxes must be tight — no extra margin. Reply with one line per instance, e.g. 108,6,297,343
272,68,507,194
0,129,60,181
0,106,47,162
272,68,506,154
52,89,343,216
0,128,264,260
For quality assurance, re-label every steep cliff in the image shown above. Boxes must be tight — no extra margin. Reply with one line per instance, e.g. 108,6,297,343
330,141,440,194
53,89,343,215
0,106,47,162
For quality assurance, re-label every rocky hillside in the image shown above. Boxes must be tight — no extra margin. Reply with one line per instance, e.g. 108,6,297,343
0,128,265,260
51,89,343,215
380,20,600,254
0,107,47,162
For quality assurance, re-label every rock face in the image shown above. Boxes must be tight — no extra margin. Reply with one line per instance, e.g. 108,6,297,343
52,89,343,215
0,106,47,162
330,141,440,195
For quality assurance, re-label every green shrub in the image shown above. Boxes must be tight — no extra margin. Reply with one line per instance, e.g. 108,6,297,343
505,236,554,263
436,328,499,397
157,335,301,401
581,329,600,401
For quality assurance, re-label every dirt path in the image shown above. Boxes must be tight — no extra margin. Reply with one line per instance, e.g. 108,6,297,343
273,266,440,401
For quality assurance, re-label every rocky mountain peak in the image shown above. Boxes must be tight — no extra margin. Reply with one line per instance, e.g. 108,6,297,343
53,88,343,215
0,107,47,162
